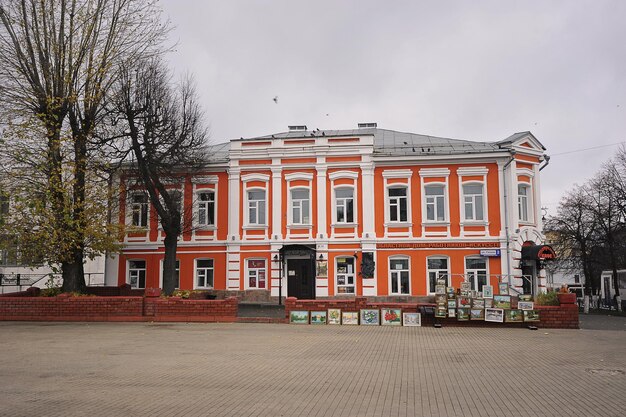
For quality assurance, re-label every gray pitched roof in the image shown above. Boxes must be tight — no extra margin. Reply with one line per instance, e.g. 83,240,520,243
244,128,506,156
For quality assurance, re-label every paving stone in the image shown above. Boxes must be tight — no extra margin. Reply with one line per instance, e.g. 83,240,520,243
0,321,624,417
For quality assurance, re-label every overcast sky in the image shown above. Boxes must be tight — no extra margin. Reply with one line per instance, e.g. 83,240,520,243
161,0,626,214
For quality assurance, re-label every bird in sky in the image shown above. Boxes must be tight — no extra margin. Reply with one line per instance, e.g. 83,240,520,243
273,96,278,104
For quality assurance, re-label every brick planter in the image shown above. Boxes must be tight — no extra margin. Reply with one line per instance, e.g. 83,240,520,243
557,293,577,305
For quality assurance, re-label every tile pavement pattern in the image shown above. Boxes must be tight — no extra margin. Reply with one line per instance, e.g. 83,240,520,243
0,320,624,417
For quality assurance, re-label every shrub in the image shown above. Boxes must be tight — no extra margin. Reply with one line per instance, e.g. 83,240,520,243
536,290,559,306
40,287,61,297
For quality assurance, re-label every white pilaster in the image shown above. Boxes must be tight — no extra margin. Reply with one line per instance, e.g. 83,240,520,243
316,166,327,239
361,163,375,239
271,165,282,241
228,168,240,241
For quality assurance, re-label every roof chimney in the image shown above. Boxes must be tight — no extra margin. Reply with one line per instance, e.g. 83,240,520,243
358,122,377,129
288,125,307,132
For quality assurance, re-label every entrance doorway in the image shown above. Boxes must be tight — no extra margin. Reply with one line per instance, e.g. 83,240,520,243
281,244,316,300
287,258,315,299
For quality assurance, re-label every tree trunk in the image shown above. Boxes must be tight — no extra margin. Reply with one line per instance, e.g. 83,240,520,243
61,249,86,293
162,229,179,296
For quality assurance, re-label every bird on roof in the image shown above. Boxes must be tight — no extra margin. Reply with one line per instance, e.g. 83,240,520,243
273,96,278,104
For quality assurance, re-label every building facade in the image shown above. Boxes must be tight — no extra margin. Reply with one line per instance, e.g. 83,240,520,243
105,125,552,299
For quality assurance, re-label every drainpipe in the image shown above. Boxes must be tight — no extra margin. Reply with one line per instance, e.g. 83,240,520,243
502,151,516,287
539,154,551,171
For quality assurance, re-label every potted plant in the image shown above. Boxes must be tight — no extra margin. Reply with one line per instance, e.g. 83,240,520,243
557,285,577,304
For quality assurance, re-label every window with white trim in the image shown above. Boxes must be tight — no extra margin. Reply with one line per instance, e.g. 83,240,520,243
196,259,214,288
247,190,266,225
335,187,354,223
518,184,530,222
389,257,410,295
425,184,446,222
462,183,484,221
388,186,408,222
130,193,149,227
466,257,488,292
290,188,310,224
427,257,449,293
336,257,356,294
197,191,215,226
246,259,266,289
128,260,146,289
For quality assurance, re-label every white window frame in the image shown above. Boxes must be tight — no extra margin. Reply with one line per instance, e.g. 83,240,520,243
246,188,267,226
465,256,489,292
386,185,409,223
196,190,216,228
159,259,180,289
195,258,215,289
245,258,267,289
335,256,356,294
288,187,311,226
462,182,485,222
427,256,450,294
518,183,532,223
333,186,355,224
129,192,149,228
128,259,147,289
424,183,447,223
389,256,410,295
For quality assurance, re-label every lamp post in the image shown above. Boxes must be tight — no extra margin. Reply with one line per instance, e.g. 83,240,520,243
274,254,283,305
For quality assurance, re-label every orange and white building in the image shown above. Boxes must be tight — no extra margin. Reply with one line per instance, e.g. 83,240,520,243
104,124,552,299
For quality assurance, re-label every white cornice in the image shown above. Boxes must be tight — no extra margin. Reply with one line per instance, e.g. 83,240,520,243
284,172,314,182
328,170,359,180
241,173,270,183
457,167,488,176
419,168,451,177
382,169,412,179
191,175,219,184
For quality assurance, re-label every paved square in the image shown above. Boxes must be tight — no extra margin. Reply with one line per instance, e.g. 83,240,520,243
0,319,624,417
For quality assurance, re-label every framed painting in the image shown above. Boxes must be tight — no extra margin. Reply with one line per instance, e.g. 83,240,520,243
470,308,485,320
435,307,447,318
289,310,309,324
403,312,421,327
498,282,509,295
342,311,359,325
316,260,328,277
447,287,456,297
472,298,485,309
461,282,472,292
493,295,512,309
435,294,447,306
518,301,534,311
457,308,470,321
523,310,540,322
483,298,494,309
435,285,446,295
381,308,402,326
360,309,380,325
482,285,493,299
327,308,341,325
457,296,471,308
447,308,456,318
447,300,457,309
485,308,504,323
310,311,327,325
519,294,533,302
505,309,523,323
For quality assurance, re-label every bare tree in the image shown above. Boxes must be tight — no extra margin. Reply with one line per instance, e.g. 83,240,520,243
546,185,598,312
586,167,623,311
0,0,169,291
108,58,208,295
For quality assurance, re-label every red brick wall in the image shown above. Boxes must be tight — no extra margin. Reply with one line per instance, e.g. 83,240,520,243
0,295,238,323
535,304,579,329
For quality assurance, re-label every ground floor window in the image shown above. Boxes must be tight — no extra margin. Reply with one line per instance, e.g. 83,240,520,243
427,257,449,293
247,259,266,289
466,257,488,292
390,257,410,294
336,257,355,294
196,259,214,288
129,260,146,289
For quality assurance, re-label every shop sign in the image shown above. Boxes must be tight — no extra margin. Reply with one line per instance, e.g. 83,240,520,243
479,249,501,257
377,242,499,249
